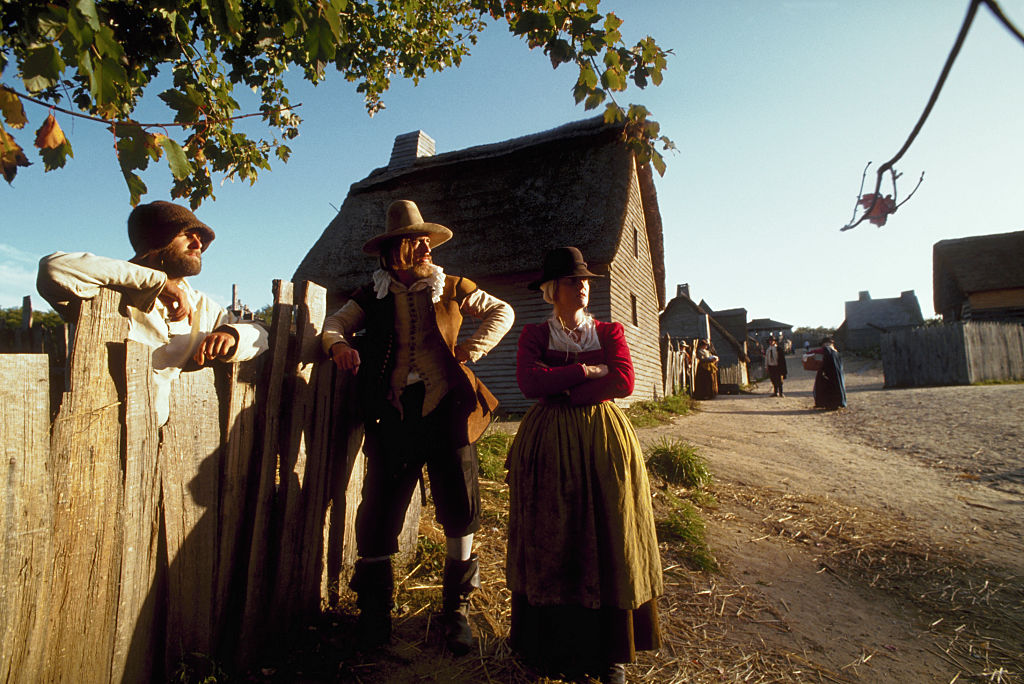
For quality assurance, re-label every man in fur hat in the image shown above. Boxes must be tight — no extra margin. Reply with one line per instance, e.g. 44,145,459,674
37,200,268,425
322,199,514,654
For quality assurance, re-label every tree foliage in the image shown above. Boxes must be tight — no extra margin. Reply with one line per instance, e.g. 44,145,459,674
1,0,674,206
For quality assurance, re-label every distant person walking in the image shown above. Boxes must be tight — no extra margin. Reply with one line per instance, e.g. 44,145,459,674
813,337,847,409
764,336,787,397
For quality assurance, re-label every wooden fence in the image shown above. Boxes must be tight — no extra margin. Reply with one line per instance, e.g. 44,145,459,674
880,321,1024,387
1,282,419,683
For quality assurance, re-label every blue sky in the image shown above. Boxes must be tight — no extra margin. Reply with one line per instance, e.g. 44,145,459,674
3,0,1023,328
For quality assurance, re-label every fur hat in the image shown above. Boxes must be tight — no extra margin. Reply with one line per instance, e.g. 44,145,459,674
362,200,453,256
128,201,216,256
528,246,601,290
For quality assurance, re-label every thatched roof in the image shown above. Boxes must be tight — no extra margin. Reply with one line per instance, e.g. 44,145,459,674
294,117,666,305
933,230,1024,314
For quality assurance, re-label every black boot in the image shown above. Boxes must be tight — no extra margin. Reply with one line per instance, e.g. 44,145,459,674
349,557,394,649
441,554,480,655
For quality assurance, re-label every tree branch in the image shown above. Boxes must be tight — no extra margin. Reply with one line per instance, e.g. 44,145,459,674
0,85,301,129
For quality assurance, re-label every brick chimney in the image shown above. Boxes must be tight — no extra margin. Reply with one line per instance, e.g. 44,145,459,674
676,283,690,299
389,130,435,171
858,290,871,301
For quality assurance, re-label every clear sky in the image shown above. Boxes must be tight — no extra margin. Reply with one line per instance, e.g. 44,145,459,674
3,1,1022,328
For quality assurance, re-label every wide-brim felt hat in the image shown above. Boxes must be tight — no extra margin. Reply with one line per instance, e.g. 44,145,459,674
362,200,453,256
528,246,602,290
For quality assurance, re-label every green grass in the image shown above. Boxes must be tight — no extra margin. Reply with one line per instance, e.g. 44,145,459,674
646,438,711,490
476,429,514,481
624,392,696,428
414,535,446,575
656,491,718,572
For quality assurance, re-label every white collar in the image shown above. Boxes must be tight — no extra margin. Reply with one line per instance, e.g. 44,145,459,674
372,264,445,303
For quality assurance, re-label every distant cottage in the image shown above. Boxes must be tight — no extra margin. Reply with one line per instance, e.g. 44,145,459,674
294,117,667,412
839,290,924,351
660,284,750,386
933,230,1024,324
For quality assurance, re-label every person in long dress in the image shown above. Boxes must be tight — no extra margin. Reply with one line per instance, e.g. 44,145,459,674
693,338,719,400
505,247,663,684
813,336,847,409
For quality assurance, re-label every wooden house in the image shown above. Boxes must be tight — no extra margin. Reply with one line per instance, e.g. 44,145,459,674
293,117,667,412
660,285,749,386
748,318,793,343
840,290,924,351
933,230,1024,323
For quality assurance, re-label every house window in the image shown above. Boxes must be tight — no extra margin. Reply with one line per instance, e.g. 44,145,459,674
633,227,639,258
631,293,639,327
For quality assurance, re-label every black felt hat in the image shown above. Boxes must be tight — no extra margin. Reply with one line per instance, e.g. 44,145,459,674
127,201,215,256
528,246,601,290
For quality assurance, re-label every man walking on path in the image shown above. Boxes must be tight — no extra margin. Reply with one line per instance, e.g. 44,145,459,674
765,335,787,397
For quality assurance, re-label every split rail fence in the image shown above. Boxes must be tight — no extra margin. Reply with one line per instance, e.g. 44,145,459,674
1,282,420,683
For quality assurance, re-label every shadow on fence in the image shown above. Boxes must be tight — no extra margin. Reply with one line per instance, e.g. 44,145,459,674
1,281,419,682
881,321,1024,387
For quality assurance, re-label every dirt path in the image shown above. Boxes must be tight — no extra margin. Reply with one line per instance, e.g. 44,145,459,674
638,357,1024,682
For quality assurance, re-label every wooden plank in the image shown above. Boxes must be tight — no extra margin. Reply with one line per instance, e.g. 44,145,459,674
271,281,329,628
215,356,261,662
160,365,221,669
0,355,53,683
238,280,293,665
43,289,127,683
112,341,162,683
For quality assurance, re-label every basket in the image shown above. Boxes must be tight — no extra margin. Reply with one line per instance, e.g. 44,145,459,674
802,351,823,371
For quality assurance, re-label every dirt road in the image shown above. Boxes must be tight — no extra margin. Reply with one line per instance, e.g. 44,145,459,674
638,356,1024,682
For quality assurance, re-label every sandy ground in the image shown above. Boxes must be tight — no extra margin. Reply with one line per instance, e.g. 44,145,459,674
251,355,1023,683
638,356,1024,682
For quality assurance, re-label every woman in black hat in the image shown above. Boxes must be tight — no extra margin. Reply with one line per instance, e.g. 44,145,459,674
504,247,662,684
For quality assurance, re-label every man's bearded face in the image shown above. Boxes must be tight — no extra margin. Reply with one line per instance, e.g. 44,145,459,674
386,235,433,279
151,229,203,278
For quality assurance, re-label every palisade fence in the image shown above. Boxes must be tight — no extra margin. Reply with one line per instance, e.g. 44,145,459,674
1,281,421,683
880,321,1024,387
661,335,695,396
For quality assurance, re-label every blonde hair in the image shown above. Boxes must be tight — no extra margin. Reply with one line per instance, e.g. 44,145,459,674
540,280,557,305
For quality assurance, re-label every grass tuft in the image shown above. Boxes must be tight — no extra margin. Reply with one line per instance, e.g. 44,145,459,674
646,438,711,490
625,392,696,428
475,429,514,481
656,491,718,572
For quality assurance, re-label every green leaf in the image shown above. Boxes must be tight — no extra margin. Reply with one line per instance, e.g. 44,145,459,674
584,89,605,110
21,45,66,92
512,11,556,35
74,0,101,31
0,89,28,129
577,63,598,89
546,38,573,69
158,136,194,180
40,139,74,171
601,67,624,91
121,168,148,206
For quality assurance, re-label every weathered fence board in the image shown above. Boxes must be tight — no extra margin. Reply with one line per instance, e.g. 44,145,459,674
112,341,161,684
882,322,1024,387
0,355,53,682
44,290,128,682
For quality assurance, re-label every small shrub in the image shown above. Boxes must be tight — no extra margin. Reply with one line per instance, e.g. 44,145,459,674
646,439,711,490
414,535,446,576
476,430,514,481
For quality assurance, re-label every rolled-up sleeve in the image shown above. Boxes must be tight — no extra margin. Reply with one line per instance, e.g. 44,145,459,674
37,251,166,320
459,288,514,362
321,300,367,354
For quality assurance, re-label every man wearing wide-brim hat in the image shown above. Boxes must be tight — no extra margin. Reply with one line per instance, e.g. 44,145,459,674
321,199,514,654
37,200,269,425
